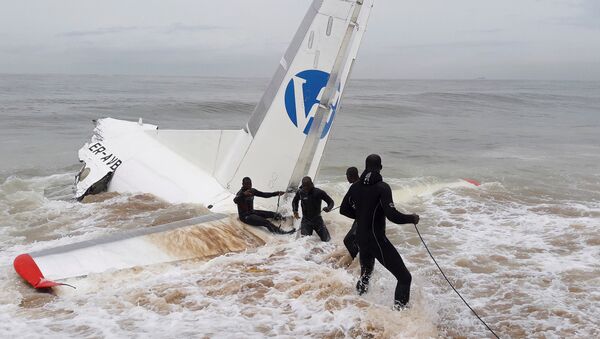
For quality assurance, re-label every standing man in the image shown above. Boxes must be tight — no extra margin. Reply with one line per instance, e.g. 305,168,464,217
292,176,335,242
340,154,419,310
233,177,294,235
343,167,360,261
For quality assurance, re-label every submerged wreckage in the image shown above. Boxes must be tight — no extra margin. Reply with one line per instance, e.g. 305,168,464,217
14,0,375,289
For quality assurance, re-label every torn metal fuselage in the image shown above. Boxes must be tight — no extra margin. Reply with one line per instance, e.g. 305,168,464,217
73,117,238,209
74,118,155,201
75,143,120,200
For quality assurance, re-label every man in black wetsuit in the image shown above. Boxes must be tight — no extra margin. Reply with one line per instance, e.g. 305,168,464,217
233,177,293,235
343,167,360,261
340,154,420,309
292,176,335,242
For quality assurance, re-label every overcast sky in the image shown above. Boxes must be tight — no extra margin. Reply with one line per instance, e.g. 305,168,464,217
0,0,599,80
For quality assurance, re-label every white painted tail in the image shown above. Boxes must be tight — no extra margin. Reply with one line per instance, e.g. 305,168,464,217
215,0,374,192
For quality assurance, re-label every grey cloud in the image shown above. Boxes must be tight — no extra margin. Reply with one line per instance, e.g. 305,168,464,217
2,0,598,80
163,23,223,34
59,24,223,38
392,40,524,50
0,44,52,55
59,26,141,37
461,28,504,34
552,0,600,30
579,0,600,25
18,44,278,77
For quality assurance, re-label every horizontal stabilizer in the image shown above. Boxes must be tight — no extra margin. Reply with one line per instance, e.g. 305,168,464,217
13,213,276,287
462,178,481,186
13,254,63,289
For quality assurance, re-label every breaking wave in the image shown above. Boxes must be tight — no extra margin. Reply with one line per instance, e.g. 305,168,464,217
1,172,599,338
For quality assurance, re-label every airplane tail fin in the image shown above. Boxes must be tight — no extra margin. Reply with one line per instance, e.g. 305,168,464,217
215,0,374,192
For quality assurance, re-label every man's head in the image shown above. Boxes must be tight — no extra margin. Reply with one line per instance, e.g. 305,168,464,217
365,154,382,172
301,176,314,193
242,177,252,190
346,166,359,183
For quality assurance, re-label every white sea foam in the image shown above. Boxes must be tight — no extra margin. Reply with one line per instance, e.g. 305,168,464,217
1,173,599,338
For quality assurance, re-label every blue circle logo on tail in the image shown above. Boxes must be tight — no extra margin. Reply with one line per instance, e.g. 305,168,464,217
284,70,339,139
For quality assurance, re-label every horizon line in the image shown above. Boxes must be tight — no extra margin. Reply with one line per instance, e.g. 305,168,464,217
0,72,598,82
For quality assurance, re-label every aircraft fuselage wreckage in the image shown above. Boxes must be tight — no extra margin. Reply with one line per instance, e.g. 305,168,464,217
14,0,375,289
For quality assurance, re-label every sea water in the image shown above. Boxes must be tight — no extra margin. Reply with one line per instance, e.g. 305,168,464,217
1,74,599,338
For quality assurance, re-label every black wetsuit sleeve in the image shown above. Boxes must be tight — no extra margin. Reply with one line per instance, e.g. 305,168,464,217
340,187,356,219
320,189,334,210
292,192,300,212
233,190,244,204
252,189,278,198
379,183,416,224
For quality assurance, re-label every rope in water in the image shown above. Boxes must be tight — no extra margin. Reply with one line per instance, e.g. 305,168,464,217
413,223,500,339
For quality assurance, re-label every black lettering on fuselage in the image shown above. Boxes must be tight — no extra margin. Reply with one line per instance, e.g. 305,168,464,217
106,157,118,166
93,146,106,155
88,142,122,171
88,143,101,152
110,160,122,171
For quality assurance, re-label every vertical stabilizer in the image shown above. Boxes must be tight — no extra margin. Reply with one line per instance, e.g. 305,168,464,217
216,0,374,193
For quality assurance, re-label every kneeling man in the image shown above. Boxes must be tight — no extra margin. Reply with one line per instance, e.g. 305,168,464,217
292,176,334,242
